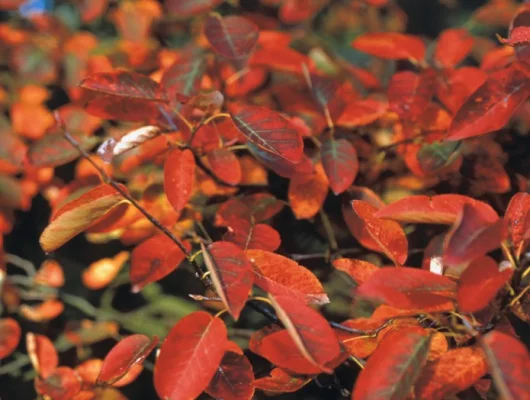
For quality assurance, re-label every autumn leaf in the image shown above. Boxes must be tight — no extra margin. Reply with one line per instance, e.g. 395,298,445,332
434,28,474,68
0,318,21,360
288,163,329,219
233,106,303,163
154,311,227,400
34,367,82,400
204,14,259,61
163,148,195,216
446,62,530,140
388,69,436,122
205,351,255,400
201,241,254,320
480,330,530,399
352,327,431,400
97,334,158,385
254,368,311,394
246,249,329,305
351,32,426,62
40,184,128,252
321,138,359,195
357,267,457,309
205,148,242,186
26,333,59,378
504,192,530,258
332,258,379,286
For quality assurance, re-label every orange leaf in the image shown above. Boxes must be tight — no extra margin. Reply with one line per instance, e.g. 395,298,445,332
415,347,488,399
254,368,311,394
82,251,129,290
0,318,20,360
26,332,59,378
39,184,128,252
154,311,227,400
204,14,259,61
332,258,379,286
351,32,426,62
504,192,530,258
351,200,408,265
288,162,329,219
163,148,195,216
20,299,64,322
434,28,474,68
35,260,65,288
246,249,329,305
35,367,82,400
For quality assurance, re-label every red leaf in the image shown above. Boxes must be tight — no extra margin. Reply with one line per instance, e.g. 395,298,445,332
352,328,431,400
205,351,255,400
206,148,242,185
97,334,158,385
154,311,227,400
498,4,530,46
321,138,359,195
357,267,457,309
481,330,530,399
375,194,498,225
443,204,507,267
163,148,195,216
201,241,254,320
332,258,379,286
288,163,329,219
457,256,513,313
336,99,387,128
35,367,82,400
26,332,59,379
246,249,329,305
204,14,259,61
232,106,303,163
351,200,409,265
0,318,20,360
250,47,309,74
130,235,190,292
254,368,311,394
415,347,488,399
351,32,426,62
161,48,206,99
446,62,530,140
388,69,436,122
436,67,487,114
504,192,530,258
224,222,281,252
269,295,342,374
39,184,128,252
434,28,474,68
165,0,222,16
80,70,169,122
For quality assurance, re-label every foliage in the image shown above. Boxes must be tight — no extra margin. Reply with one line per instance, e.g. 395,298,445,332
1,0,530,399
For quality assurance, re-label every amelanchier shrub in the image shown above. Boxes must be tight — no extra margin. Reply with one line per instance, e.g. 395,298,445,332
1,0,530,399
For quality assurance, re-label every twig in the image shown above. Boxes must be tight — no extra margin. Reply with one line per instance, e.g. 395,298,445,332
320,210,338,252
5,254,37,276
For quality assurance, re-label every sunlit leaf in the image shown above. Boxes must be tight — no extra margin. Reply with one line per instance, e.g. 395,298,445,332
40,184,128,253
332,258,379,286
20,299,64,322
154,311,227,400
288,163,329,219
351,32,426,62
352,327,431,400
82,251,129,290
246,249,329,305
26,332,59,379
201,241,254,320
434,28,474,68
35,260,65,288
205,148,242,186
163,148,195,216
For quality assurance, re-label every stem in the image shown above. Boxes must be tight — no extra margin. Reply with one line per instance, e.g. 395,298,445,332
5,254,37,276
61,293,98,318
510,283,530,307
203,112,231,126
320,210,338,252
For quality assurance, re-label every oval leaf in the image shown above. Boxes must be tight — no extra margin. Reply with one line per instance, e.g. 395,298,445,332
154,311,227,400
204,14,259,61
245,249,329,305
352,327,431,400
26,332,59,378
35,367,82,400
205,351,255,400
97,334,158,385
164,148,195,216
233,106,303,163
288,162,329,219
201,241,254,320
321,138,359,195
206,148,242,186
434,28,474,68
351,32,426,61
39,184,128,252
0,318,21,360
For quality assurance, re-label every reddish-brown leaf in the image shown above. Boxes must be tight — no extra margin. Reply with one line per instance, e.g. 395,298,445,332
434,28,474,68
154,311,227,400
321,138,359,195
457,256,513,313
233,106,303,163
436,67,487,114
415,347,488,399
26,333,59,379
39,184,128,253
204,14,259,61
288,163,329,219
130,235,190,293
481,330,530,399
79,70,169,122
165,0,222,16
163,148,195,216
498,4,530,46
269,294,342,374
161,47,206,99
352,328,431,400
351,32,426,62
201,241,254,320
504,192,530,258
0,318,21,360
254,368,311,394
388,69,436,122
332,258,379,286
443,204,507,267
446,62,530,140
205,148,242,186
351,200,409,265
375,194,498,225
246,249,329,305
357,267,457,309
28,132,100,168
35,367,82,400
97,334,158,385
205,351,255,400
224,222,281,252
